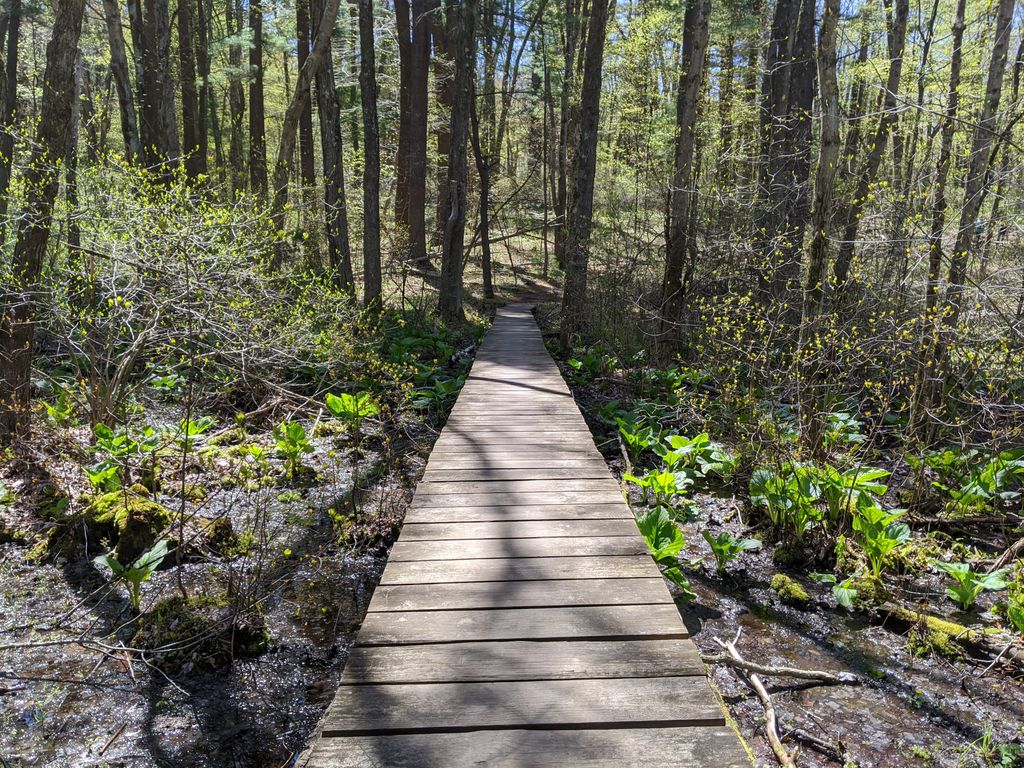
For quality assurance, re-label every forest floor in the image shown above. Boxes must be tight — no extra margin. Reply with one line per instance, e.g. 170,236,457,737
537,301,1024,768
0,246,555,767
3,244,1021,767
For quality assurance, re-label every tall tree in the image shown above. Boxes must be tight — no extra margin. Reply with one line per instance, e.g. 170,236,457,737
406,0,433,268
314,0,354,291
554,0,585,269
657,0,712,360
797,0,841,451
249,0,268,198
101,0,142,163
910,0,1018,440
357,0,382,307
0,0,20,219
437,0,478,321
942,0,1016,331
270,0,342,249
910,0,966,442
179,0,205,179
0,0,88,442
226,0,246,194
296,0,316,191
196,0,212,172
754,0,816,305
395,0,412,233
131,0,180,175
559,0,616,351
830,0,909,293
430,11,452,247
469,83,494,299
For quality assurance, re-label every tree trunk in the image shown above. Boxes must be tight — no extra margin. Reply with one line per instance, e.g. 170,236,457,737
101,0,142,163
469,83,493,299
558,0,615,352
430,10,452,248
0,0,20,220
914,0,1017,440
554,0,584,270
437,0,477,322
755,0,816,307
196,0,211,170
314,0,354,292
270,0,342,234
227,0,246,195
357,0,382,307
249,0,268,198
831,0,909,293
942,0,1015,330
909,0,966,443
406,0,433,268
179,0,204,179
0,0,87,443
797,0,841,452
395,0,412,233
133,0,179,176
296,0,315,189
657,0,711,362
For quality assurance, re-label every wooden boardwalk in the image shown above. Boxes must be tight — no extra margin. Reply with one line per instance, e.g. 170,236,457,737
305,304,750,767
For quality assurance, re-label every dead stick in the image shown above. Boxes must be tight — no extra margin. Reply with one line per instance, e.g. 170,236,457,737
97,722,126,757
990,536,1024,572
716,634,798,768
700,653,860,685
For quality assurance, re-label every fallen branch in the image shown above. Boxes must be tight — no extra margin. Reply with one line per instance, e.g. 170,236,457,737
715,631,798,768
877,602,1024,671
990,536,1024,572
701,653,860,686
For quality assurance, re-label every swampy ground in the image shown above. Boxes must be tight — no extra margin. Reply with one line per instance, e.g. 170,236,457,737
537,299,1024,768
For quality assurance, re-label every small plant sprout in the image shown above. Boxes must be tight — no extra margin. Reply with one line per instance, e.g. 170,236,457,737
94,539,169,611
616,418,657,466
636,508,695,600
325,391,380,431
933,562,1011,610
851,503,910,578
636,507,685,565
273,420,313,477
702,530,761,573
810,572,860,609
41,386,75,427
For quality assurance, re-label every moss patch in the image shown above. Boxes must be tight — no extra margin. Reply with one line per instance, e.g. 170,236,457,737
850,572,889,607
882,603,978,660
85,490,172,563
132,594,269,671
771,573,810,606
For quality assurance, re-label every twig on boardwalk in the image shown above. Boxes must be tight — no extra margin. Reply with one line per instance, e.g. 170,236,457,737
714,631,798,768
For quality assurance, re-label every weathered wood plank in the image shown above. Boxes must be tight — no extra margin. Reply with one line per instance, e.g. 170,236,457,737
320,676,725,734
402,503,632,523
389,536,646,561
356,604,688,645
366,577,671,611
399,519,640,540
416,479,622,496
378,555,662,584
421,466,611,481
342,639,704,684
422,458,610,471
411,491,625,508
306,727,752,768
